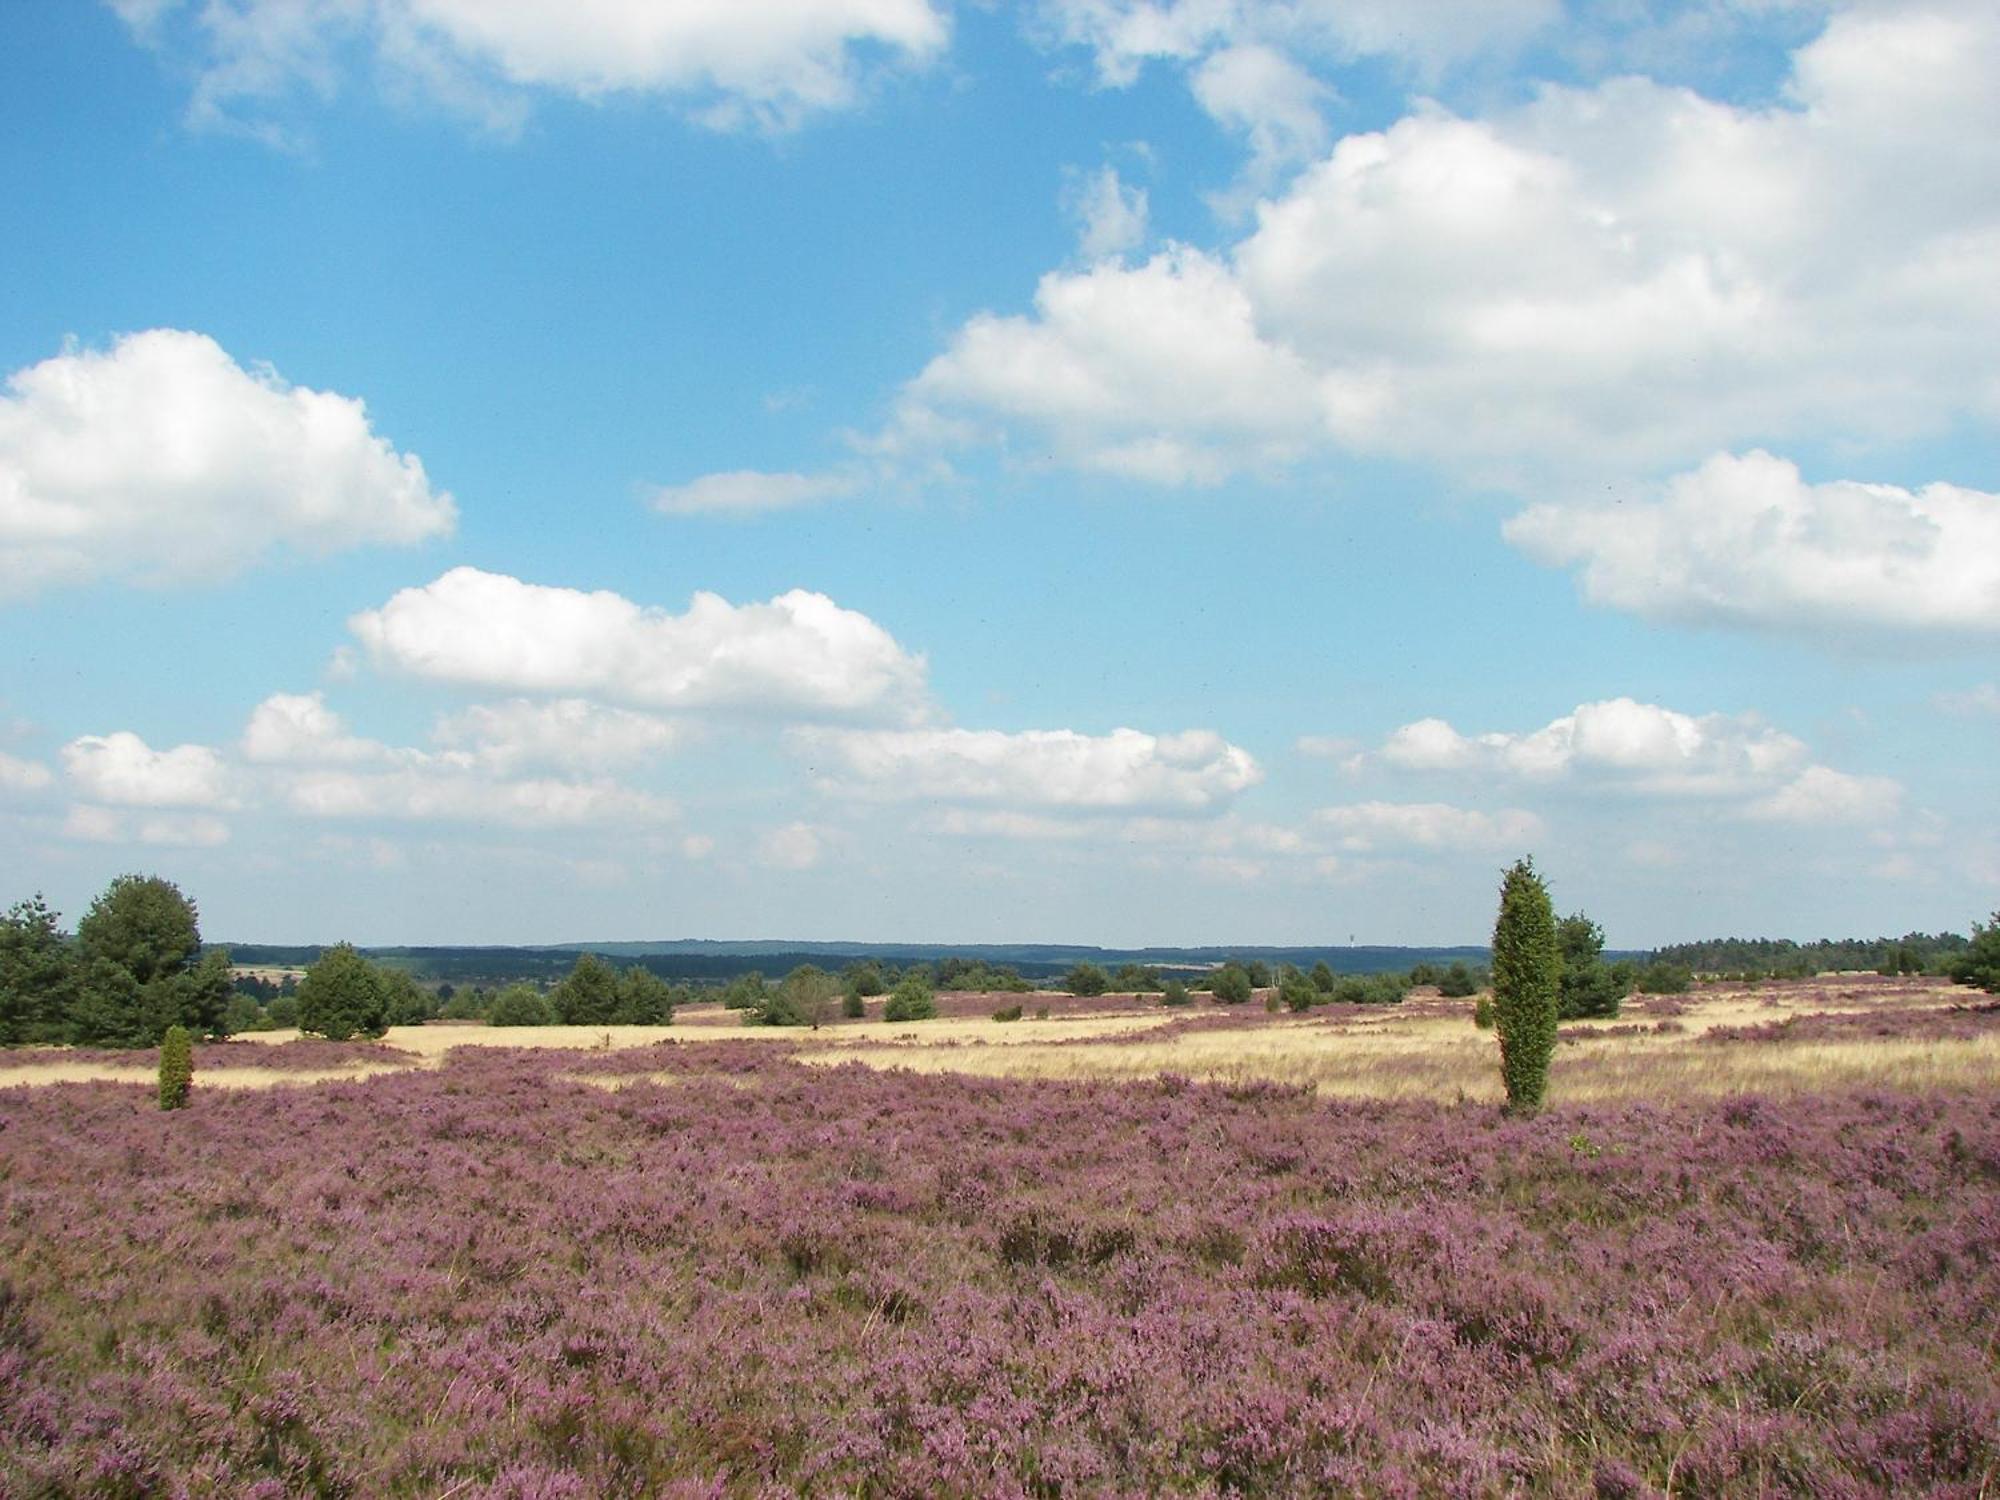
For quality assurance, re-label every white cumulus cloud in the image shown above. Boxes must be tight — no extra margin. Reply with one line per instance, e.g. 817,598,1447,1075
62,732,235,809
796,724,1261,812
0,329,454,599
431,698,683,773
895,4,2000,500
116,0,950,137
1371,697,1812,795
758,821,828,870
1749,766,1905,826
349,567,929,721
1506,450,2000,634
1064,164,1150,261
242,692,393,765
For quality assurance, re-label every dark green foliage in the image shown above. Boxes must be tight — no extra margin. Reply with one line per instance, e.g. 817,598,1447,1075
1650,930,1969,978
266,993,302,1028
1473,995,1495,1029
1636,961,1693,995
611,966,676,1025
487,985,556,1026
1310,961,1336,993
743,967,840,1028
1111,963,1163,992
778,966,842,1029
843,961,884,998
1328,972,1408,1006
76,875,200,986
1064,962,1110,996
883,973,937,1022
991,1003,1024,1022
1437,961,1478,998
931,957,1034,992
720,971,769,1010
842,988,866,1018
1242,960,1274,988
1207,965,1253,1004
223,993,264,1034
0,894,77,1045
295,944,391,1041
552,953,620,1025
1556,914,1632,1020
1160,979,1190,1007
382,968,435,1027
68,876,231,1046
1951,914,2000,994
1407,961,1440,986
157,1025,193,1110
1279,970,1318,1012
1491,859,1560,1112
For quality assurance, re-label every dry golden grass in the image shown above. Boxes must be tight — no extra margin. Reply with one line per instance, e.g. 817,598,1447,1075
0,1060,414,1090
796,989,2000,1102
7,981,1990,1101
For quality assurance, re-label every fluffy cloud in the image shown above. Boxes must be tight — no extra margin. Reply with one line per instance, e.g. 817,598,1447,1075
1506,450,2000,634
0,330,454,599
897,4,2000,491
1313,801,1543,852
63,804,231,848
349,567,928,721
1749,766,1905,825
1064,165,1150,261
61,732,235,809
0,751,53,795
116,0,949,137
895,247,1323,484
236,691,679,826
431,698,683,772
796,725,1261,812
648,469,860,517
1370,697,1812,795
242,692,392,765
277,766,675,828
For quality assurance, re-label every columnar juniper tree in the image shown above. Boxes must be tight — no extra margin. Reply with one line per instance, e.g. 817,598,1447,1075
157,1024,192,1110
1491,858,1561,1112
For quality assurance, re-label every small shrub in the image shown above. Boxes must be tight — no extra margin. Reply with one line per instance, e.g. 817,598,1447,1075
1208,965,1253,1005
992,1004,1024,1022
1161,980,1191,1006
157,1024,192,1110
487,985,556,1027
883,974,936,1023
1033,1006,1049,1020
1473,994,1495,1029
1437,961,1478,998
842,989,866,1019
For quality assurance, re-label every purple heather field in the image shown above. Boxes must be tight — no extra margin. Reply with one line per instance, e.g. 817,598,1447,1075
2,1036,1998,1498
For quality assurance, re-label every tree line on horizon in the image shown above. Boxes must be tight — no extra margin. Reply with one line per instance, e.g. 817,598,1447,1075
6,874,1998,1049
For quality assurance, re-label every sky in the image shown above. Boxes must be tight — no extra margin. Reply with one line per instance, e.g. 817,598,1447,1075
1,0,1995,950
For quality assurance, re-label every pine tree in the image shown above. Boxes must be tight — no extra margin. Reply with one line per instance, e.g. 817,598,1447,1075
1491,859,1561,1112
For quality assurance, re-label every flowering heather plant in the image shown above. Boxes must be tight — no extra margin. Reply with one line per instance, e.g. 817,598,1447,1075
0,1048,1995,1495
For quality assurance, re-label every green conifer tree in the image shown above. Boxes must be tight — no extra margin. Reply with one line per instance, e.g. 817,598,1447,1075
1491,859,1561,1112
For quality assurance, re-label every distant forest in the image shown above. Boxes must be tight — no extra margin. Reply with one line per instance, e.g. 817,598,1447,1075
211,929,1991,989
218,941,1499,987
1649,931,1970,978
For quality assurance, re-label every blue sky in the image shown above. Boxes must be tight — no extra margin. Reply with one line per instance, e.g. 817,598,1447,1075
1,0,1994,948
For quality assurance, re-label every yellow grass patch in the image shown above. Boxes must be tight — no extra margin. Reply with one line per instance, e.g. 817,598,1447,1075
0,1060,416,1090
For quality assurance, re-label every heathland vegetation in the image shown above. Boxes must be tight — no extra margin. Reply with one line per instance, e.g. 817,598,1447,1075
5,871,2000,1492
